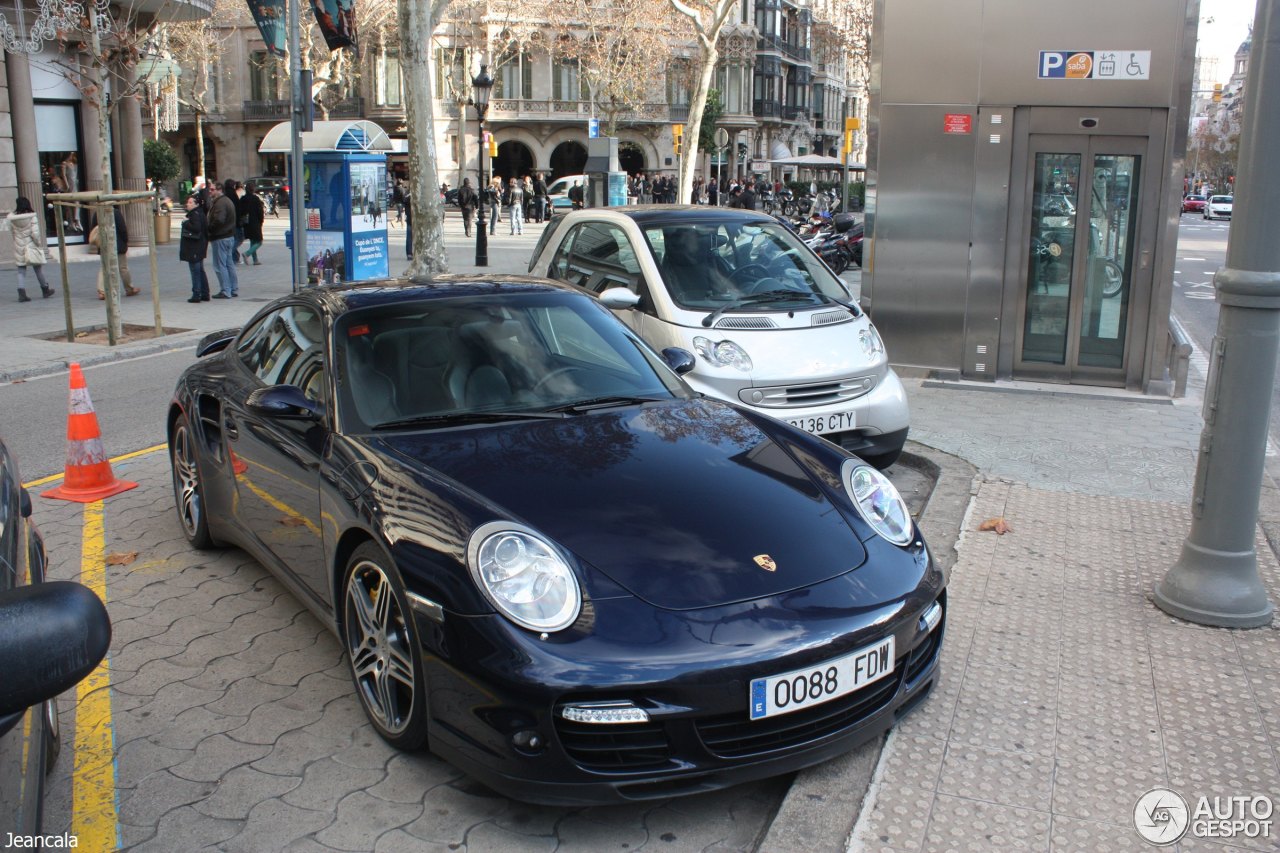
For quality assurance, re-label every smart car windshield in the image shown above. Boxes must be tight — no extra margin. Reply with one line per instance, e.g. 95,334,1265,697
642,220,855,311
335,291,688,432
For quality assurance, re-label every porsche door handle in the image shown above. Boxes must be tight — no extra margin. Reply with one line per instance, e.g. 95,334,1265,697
224,420,239,440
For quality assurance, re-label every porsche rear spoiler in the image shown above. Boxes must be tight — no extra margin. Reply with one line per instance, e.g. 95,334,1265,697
196,327,240,357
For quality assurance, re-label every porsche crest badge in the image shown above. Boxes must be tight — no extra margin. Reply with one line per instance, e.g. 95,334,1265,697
753,554,777,572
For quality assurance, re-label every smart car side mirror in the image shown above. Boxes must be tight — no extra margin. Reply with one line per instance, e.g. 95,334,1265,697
662,347,696,375
0,582,111,727
599,287,641,310
246,385,323,421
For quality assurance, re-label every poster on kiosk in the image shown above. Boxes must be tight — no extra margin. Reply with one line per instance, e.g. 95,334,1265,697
302,154,390,284
259,120,393,286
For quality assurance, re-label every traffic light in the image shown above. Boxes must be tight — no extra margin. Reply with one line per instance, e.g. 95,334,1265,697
673,124,684,156
845,117,860,132
842,130,853,156
489,135,498,157
1213,83,1223,103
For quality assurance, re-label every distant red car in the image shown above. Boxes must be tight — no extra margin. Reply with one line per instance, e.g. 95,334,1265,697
1182,194,1207,213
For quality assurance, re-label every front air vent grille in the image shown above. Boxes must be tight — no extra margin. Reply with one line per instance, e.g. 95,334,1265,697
810,310,852,327
714,316,777,330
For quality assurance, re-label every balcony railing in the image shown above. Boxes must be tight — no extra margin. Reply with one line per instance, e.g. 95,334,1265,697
323,96,364,118
243,99,290,121
781,42,810,63
783,105,809,121
754,100,781,119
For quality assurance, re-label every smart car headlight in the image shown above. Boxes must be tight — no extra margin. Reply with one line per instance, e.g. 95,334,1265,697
842,460,913,546
467,521,581,632
859,326,885,359
692,337,753,371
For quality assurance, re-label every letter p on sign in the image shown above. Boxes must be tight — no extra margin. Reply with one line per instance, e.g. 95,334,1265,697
1039,51,1065,78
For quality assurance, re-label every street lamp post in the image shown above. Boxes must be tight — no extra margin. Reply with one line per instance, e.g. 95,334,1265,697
472,65,494,268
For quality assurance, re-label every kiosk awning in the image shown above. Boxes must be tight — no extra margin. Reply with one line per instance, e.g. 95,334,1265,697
258,120,393,153
770,154,866,170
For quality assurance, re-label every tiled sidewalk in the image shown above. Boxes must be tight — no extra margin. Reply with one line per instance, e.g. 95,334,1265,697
851,480,1280,852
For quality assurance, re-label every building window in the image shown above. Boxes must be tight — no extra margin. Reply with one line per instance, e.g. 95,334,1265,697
249,51,283,101
376,50,402,106
496,50,532,100
178,60,221,111
553,57,586,101
667,63,691,106
434,48,467,100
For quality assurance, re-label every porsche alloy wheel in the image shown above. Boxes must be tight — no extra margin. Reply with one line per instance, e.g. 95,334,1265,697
171,414,214,549
342,544,428,749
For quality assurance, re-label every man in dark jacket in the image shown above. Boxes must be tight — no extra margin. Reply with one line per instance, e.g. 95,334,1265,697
179,194,210,302
532,172,548,223
207,179,239,298
457,178,478,237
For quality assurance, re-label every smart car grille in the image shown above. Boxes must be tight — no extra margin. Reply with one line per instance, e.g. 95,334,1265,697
715,316,777,330
742,375,876,409
810,310,852,327
695,668,903,759
554,718,672,770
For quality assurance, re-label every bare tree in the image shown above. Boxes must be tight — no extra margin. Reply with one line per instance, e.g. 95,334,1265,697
304,0,397,118
162,0,239,181
668,0,737,203
554,0,685,136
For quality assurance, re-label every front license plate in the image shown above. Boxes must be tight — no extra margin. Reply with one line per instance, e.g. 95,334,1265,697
785,409,857,435
749,636,895,720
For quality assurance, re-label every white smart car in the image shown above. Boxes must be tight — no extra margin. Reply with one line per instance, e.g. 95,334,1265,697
529,206,910,467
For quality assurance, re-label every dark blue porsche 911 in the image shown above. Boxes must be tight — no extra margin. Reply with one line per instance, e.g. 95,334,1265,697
168,276,945,805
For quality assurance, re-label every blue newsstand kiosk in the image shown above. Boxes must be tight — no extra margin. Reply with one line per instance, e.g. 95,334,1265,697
259,120,393,284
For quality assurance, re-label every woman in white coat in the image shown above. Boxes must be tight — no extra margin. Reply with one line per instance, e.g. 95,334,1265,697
8,197,54,302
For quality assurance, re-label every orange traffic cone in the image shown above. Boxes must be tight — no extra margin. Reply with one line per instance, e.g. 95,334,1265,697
43,363,138,502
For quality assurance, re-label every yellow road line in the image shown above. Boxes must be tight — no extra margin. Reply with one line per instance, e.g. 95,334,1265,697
72,500,120,851
24,443,166,489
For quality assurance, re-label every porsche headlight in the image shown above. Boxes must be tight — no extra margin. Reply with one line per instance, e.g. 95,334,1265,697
859,325,885,359
842,460,913,545
467,521,582,632
692,336,754,371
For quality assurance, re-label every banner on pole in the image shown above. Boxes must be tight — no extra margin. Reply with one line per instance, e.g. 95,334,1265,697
246,0,287,56
310,0,358,52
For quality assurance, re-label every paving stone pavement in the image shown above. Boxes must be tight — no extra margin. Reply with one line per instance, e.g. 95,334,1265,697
847,379,1280,853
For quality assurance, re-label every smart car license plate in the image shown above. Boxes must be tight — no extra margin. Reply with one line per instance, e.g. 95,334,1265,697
785,409,856,435
749,636,894,720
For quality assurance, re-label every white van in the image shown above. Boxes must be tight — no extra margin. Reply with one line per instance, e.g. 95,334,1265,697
546,175,586,213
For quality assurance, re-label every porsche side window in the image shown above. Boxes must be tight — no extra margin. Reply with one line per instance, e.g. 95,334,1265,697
253,305,320,388
236,311,278,373
548,228,578,280
565,223,642,295
277,307,327,404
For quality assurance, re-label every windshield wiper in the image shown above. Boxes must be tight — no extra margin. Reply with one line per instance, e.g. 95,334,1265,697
814,291,861,314
701,291,810,328
544,394,668,414
373,409,569,430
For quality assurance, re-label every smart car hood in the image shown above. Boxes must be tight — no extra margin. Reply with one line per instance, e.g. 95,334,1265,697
375,399,870,610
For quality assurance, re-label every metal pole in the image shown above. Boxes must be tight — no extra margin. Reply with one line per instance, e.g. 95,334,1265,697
475,112,488,267
56,209,73,343
147,203,162,336
289,0,308,290
1155,0,1279,628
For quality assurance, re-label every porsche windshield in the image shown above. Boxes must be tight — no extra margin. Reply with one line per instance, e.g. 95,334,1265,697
335,292,688,432
642,220,854,311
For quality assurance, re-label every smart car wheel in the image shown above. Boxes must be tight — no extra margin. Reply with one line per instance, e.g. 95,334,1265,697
171,414,214,549
342,543,428,750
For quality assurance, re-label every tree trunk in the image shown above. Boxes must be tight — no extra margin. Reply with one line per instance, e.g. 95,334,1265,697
398,0,450,275
677,40,717,204
195,112,206,181
89,14,123,342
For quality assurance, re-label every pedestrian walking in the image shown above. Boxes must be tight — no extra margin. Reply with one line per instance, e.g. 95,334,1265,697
7,197,54,302
486,178,502,233
92,206,138,300
232,181,247,264
708,179,719,206
207,179,239,298
179,194,211,302
533,172,548,223
457,178,478,237
241,184,266,265
568,180,584,210
506,178,524,235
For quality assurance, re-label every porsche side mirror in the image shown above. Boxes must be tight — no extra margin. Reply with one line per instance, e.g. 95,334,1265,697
0,582,111,728
662,347,696,376
599,287,641,310
19,485,32,519
246,385,323,421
